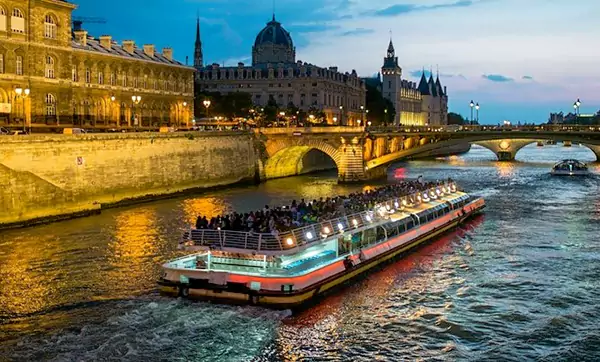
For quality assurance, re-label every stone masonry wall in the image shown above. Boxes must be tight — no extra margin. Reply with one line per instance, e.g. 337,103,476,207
0,132,258,227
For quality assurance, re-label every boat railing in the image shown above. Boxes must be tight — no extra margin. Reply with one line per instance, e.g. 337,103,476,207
183,182,458,254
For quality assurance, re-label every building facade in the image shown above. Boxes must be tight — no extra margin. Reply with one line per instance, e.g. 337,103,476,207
194,16,367,125
373,39,448,126
0,0,194,130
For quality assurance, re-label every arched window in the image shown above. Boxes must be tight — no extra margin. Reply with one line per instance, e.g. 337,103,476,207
72,65,78,82
0,7,7,32
11,8,25,34
16,55,22,75
44,14,57,39
45,56,55,78
98,71,104,85
122,71,127,87
0,54,3,74
45,94,56,116
85,67,91,83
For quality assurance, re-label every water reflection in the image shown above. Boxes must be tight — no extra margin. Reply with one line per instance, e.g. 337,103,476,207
181,197,230,225
105,207,163,297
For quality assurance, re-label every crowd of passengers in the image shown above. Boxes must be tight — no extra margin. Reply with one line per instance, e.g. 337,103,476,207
194,178,454,234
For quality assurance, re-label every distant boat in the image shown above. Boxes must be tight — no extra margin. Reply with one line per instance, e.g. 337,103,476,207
546,140,557,145
551,159,589,176
537,141,544,147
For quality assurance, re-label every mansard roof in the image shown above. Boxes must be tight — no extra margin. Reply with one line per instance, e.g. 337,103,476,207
72,36,190,68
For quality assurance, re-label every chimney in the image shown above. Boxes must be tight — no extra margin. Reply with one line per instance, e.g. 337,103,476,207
99,35,112,50
74,30,88,46
444,86,447,94
143,44,155,58
122,40,135,53
162,47,173,61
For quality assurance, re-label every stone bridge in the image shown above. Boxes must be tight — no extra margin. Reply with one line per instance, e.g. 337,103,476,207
255,126,600,182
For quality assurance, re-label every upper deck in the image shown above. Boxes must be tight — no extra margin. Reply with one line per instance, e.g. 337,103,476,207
181,182,464,257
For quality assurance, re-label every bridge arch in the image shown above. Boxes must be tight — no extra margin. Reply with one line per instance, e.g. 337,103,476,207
365,134,600,170
262,138,341,180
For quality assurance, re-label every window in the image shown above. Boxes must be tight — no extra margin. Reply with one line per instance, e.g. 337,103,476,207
44,14,56,39
133,77,138,88
98,72,104,85
45,94,56,116
153,79,157,90
71,65,78,82
11,8,25,34
16,55,22,75
110,72,116,86
0,7,7,32
143,75,147,89
85,68,91,83
0,54,3,74
122,72,127,87
45,56,55,79
388,81,392,89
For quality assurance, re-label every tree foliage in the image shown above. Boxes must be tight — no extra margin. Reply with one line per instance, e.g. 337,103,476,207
447,112,469,125
365,83,396,125
195,91,253,118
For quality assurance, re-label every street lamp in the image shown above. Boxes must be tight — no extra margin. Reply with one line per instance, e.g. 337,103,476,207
575,98,581,116
131,95,142,129
333,117,337,123
469,100,475,125
203,99,211,118
475,103,480,124
384,108,388,125
15,87,30,132
109,95,116,126
339,105,343,126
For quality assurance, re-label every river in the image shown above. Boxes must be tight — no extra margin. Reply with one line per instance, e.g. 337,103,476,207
1,144,599,361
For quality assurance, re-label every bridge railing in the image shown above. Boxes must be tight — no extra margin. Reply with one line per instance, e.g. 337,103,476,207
367,124,600,134
181,182,458,255
255,126,365,135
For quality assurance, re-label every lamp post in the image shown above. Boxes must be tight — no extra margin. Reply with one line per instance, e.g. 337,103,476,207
131,95,141,130
15,87,30,133
360,105,365,127
109,95,116,126
384,108,388,125
182,101,188,128
366,109,369,126
339,105,343,126
332,116,337,124
203,99,211,118
469,100,474,125
279,111,287,127
575,98,581,116
475,103,480,124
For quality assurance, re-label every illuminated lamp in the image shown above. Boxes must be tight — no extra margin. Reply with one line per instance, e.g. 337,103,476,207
352,219,358,227
323,226,331,234
286,238,294,246
366,215,372,222
394,201,399,208
306,232,314,240
337,223,344,231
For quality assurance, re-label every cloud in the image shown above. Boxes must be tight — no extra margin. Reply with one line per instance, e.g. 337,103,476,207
522,75,534,80
482,74,514,82
373,0,474,17
408,70,467,80
340,28,375,36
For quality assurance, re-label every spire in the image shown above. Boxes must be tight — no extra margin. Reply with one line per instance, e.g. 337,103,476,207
194,14,203,70
387,38,395,58
418,70,430,95
272,0,276,21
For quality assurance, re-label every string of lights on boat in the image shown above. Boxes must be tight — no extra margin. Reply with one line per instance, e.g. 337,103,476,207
183,183,459,255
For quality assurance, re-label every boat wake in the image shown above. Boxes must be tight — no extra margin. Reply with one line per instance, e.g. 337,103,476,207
0,296,290,362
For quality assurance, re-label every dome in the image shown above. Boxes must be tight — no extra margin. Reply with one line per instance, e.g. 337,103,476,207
254,16,294,48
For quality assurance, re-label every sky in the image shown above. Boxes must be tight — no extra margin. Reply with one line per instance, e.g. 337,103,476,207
74,0,600,124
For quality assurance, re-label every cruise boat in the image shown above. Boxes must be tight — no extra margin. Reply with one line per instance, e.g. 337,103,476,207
551,159,589,176
158,182,485,308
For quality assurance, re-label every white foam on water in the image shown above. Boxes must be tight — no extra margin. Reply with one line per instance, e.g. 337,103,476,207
2,297,290,362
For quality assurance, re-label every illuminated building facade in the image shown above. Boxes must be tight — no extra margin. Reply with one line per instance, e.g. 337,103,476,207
0,0,194,130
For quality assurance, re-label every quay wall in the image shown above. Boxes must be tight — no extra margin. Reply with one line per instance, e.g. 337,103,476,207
0,132,259,228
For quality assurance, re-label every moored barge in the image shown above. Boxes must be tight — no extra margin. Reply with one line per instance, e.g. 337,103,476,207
159,182,485,308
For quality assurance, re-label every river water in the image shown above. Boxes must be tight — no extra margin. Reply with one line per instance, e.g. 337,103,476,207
1,144,599,361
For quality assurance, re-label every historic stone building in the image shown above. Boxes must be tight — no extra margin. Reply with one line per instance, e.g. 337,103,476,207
368,39,448,126
194,16,367,125
0,0,194,130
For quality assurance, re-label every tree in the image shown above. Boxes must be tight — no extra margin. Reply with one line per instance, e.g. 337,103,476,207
365,83,396,126
222,92,253,118
447,112,468,125
263,95,279,125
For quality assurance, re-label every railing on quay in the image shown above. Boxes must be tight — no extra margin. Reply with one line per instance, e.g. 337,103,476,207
183,182,458,255
367,124,600,134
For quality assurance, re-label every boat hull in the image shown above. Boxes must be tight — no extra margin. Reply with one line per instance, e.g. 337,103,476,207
550,170,589,176
159,198,485,309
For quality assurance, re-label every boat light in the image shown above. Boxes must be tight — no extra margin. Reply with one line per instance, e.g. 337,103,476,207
306,232,314,240
385,204,391,211
402,199,408,206
352,219,358,227
394,201,399,208
417,195,422,202
337,223,344,231
286,237,294,246
323,226,331,234
366,214,372,222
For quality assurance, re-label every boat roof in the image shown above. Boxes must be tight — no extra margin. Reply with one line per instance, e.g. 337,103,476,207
552,159,587,167
183,183,466,256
